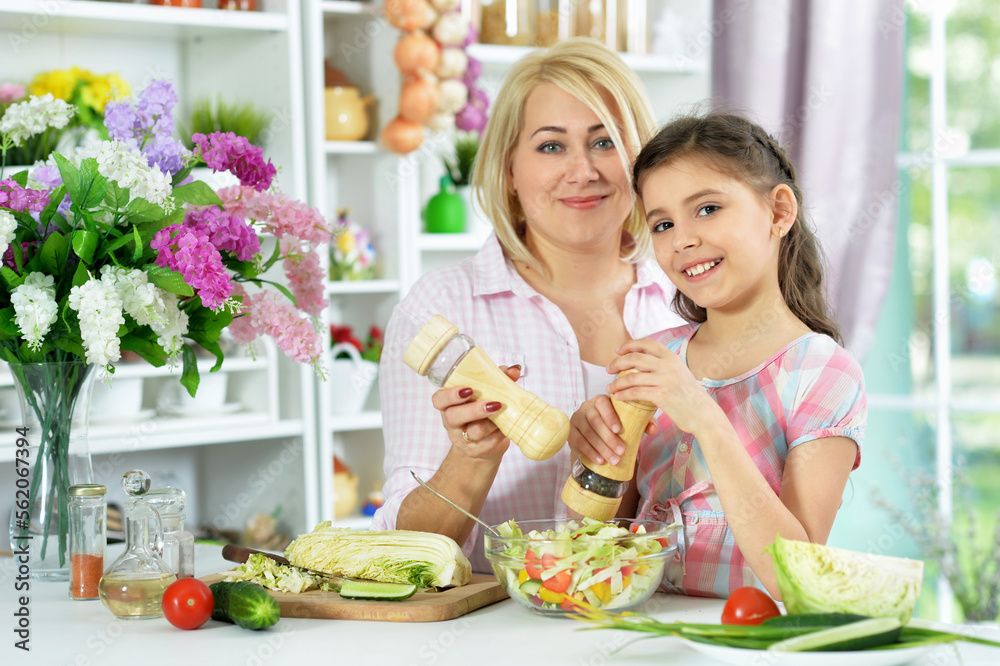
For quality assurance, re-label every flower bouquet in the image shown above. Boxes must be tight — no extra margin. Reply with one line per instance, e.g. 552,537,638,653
1,79,332,576
329,208,376,281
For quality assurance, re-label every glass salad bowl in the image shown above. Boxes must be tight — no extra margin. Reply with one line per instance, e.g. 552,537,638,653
484,517,679,618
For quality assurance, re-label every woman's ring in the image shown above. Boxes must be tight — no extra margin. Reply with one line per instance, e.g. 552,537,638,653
461,429,474,443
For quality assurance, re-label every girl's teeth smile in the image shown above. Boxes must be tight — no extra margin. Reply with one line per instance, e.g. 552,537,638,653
685,260,720,277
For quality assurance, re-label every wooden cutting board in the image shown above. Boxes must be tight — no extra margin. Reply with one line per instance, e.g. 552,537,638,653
200,573,508,622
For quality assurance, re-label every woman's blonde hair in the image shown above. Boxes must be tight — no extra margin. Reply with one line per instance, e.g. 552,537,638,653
472,38,656,273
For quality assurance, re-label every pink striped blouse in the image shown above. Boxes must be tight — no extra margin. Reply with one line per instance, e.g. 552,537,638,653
372,234,683,572
635,323,867,598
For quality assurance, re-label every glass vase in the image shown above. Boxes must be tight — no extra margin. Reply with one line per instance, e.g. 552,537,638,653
8,361,96,581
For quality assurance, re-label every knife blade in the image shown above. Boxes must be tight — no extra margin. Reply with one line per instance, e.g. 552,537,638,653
221,543,349,588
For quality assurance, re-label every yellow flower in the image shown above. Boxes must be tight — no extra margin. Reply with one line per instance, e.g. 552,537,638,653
29,68,75,101
337,231,356,254
81,74,129,114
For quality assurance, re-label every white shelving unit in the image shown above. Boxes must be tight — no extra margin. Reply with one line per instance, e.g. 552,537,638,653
0,0,320,535
302,1,712,527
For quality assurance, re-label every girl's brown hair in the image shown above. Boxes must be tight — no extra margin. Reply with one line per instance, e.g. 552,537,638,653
632,113,842,343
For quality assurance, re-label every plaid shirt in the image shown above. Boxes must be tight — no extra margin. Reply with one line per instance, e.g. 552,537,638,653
636,323,867,598
373,234,682,572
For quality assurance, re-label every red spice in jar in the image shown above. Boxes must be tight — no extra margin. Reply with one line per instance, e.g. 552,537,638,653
71,553,103,599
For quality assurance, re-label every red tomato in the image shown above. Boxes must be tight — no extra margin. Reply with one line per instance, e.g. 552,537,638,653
541,569,572,594
161,578,214,630
524,550,543,579
540,553,557,570
720,587,781,625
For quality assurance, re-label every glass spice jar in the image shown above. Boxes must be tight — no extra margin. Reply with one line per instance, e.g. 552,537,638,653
68,484,107,600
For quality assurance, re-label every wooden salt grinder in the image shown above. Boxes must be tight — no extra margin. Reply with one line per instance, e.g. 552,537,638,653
403,315,570,461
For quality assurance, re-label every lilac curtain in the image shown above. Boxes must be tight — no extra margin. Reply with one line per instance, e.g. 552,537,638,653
711,0,906,360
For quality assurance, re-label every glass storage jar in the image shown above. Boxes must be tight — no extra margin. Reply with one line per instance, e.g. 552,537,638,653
479,0,534,46
145,486,195,579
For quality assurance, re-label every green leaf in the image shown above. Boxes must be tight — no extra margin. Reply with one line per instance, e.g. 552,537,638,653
1,266,24,291
77,157,108,208
259,240,282,272
172,180,223,208
125,197,166,223
180,344,199,397
269,281,297,306
71,261,91,288
120,332,167,367
104,182,130,211
132,225,142,262
145,265,194,297
51,335,86,359
38,231,68,274
10,169,28,187
72,230,99,263
0,308,20,337
97,232,133,259
53,153,83,205
39,184,67,226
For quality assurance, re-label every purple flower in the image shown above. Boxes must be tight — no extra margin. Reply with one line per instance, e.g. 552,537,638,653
104,79,187,176
184,206,260,262
0,179,50,213
192,132,276,192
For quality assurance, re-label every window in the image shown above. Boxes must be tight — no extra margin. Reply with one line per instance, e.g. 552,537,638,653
864,2,999,622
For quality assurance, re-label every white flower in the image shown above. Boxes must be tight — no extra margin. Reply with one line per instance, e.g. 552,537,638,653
100,266,188,360
11,272,58,352
0,209,17,258
68,273,125,368
152,292,189,362
93,140,174,212
0,94,76,145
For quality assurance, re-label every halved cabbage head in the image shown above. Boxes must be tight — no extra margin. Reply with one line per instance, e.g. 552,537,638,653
766,536,924,623
285,522,471,588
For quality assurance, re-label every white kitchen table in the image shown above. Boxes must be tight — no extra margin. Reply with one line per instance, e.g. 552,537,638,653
2,544,997,665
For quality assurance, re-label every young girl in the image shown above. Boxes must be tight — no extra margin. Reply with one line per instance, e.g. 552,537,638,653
569,113,866,599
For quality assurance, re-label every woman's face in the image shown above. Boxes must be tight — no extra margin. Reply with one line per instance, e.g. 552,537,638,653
640,156,783,314
508,83,632,255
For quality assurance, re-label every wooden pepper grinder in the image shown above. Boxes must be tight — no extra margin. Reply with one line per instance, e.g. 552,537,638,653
561,371,656,520
403,315,569,461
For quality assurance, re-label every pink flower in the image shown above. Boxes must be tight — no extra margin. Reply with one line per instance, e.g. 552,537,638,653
192,132,276,192
230,284,322,364
217,186,333,245
0,179,50,213
280,238,327,318
151,225,233,310
0,82,25,104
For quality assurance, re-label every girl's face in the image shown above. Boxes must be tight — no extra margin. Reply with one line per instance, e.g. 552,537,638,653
639,156,786,315
508,83,632,255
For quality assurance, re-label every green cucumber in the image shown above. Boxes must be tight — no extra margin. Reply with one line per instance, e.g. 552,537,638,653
761,613,871,628
209,581,280,630
519,580,542,596
768,617,902,652
338,580,418,600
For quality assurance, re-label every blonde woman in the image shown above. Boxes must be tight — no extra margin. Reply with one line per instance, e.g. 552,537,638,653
372,38,683,572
